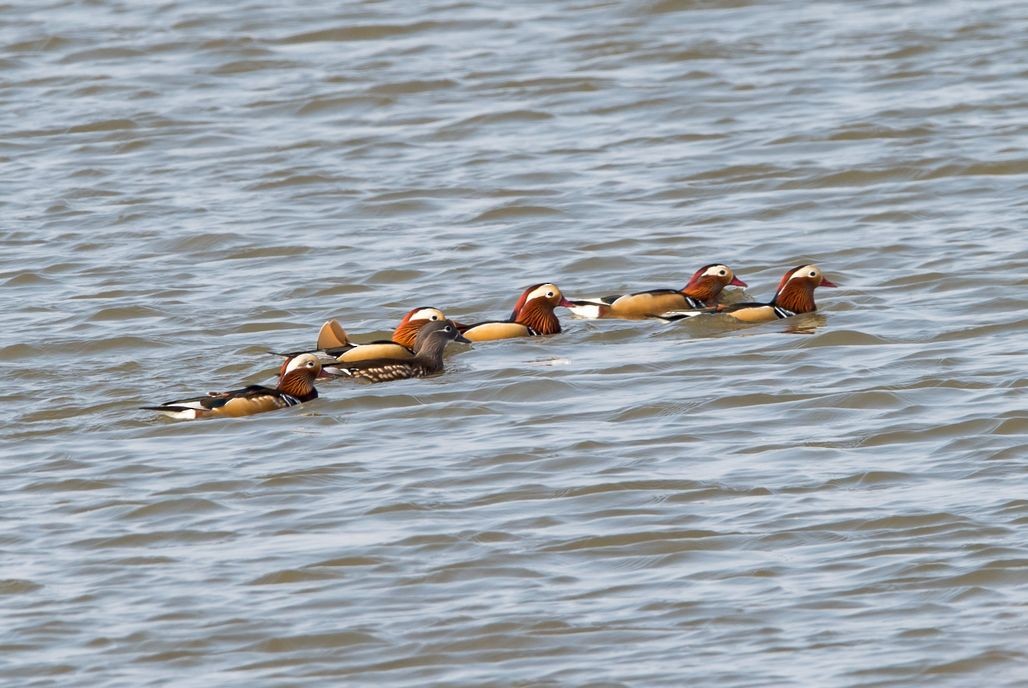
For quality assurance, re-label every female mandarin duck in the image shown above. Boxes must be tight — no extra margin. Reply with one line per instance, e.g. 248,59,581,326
459,283,572,341
327,319,469,383
274,307,452,371
141,353,322,420
660,264,837,322
566,263,747,319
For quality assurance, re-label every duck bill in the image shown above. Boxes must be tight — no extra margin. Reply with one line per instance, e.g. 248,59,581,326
729,276,748,287
557,297,575,308
453,334,472,344
819,277,838,288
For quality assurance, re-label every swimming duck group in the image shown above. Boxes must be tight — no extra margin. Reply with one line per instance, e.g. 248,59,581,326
141,263,837,420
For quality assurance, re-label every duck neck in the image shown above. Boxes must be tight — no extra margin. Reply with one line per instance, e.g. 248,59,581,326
413,334,448,368
392,321,421,349
515,298,561,334
277,371,318,401
682,278,721,307
771,283,817,314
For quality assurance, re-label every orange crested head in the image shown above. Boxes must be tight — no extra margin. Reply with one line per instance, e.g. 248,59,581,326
682,263,747,305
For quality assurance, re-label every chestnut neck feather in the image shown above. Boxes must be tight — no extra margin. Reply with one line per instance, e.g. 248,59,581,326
516,298,561,334
277,370,318,401
509,284,544,318
681,277,723,306
771,280,818,314
775,267,804,296
392,321,423,348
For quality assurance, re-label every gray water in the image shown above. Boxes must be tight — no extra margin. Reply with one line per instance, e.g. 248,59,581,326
2,1,1027,685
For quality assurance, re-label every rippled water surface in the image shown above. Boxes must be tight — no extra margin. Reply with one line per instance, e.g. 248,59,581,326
3,0,1027,685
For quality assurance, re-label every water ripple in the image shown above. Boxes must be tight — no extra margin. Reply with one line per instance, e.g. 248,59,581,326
1,0,1027,685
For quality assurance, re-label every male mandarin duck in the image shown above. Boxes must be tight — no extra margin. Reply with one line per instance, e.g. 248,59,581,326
659,264,837,322
326,319,469,383
273,307,453,371
141,353,322,420
459,283,572,341
566,263,747,319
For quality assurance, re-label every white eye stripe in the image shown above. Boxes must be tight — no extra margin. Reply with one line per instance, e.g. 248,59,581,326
413,308,445,321
285,354,321,373
788,265,820,281
527,284,561,301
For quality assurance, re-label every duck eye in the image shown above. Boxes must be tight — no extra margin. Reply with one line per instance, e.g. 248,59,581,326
444,326,452,332
547,291,554,297
718,269,726,276
431,314,439,320
809,271,817,277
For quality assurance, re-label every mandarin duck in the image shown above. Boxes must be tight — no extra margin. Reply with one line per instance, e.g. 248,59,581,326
566,263,747,319
326,319,470,383
459,283,572,341
141,353,322,420
658,264,837,322
273,306,454,370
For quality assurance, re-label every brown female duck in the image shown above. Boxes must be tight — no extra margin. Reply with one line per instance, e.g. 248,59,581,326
326,320,469,383
273,306,455,372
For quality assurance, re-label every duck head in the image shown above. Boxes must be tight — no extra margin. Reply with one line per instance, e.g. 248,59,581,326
278,353,322,400
509,282,572,335
393,306,452,348
413,319,472,354
682,263,747,306
771,264,837,314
